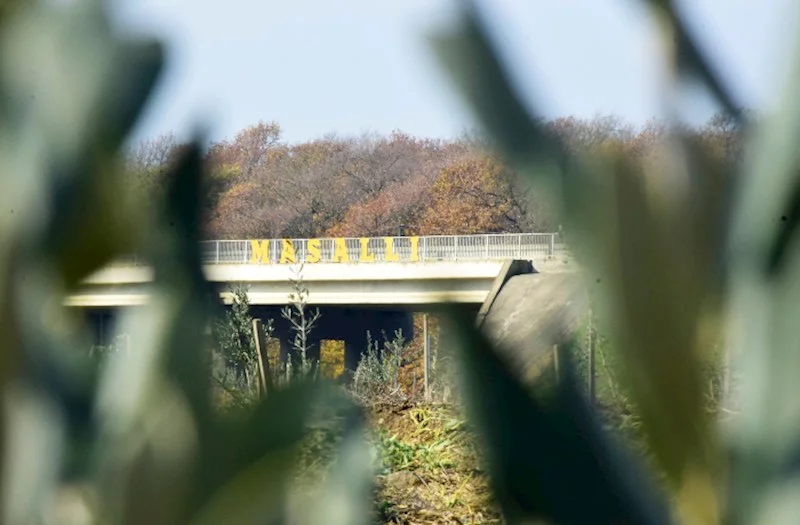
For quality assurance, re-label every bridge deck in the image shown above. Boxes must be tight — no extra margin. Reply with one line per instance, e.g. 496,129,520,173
68,261,509,307
67,233,573,308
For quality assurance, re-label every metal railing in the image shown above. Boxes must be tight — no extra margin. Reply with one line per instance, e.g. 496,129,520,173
113,232,565,266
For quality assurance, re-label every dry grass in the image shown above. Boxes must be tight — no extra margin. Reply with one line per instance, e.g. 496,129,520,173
290,402,499,524
369,404,500,524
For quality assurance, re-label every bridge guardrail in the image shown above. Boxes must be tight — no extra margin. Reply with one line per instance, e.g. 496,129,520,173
110,232,566,266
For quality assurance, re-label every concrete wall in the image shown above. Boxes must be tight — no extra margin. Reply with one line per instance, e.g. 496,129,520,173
479,271,589,382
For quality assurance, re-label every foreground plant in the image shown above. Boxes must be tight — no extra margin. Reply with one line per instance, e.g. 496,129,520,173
430,0,800,524
281,263,322,380
0,1,373,524
3,0,799,524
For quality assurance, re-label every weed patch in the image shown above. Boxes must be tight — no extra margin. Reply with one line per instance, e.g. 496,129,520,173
368,404,500,524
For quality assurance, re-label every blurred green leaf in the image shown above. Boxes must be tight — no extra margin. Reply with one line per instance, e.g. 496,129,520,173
637,0,743,121
0,0,164,288
606,154,717,478
192,382,319,511
46,38,164,289
446,305,671,524
427,0,623,279
723,10,800,523
5,0,800,523
152,140,219,426
427,0,567,195
2,386,66,524
432,6,723,520
305,403,374,525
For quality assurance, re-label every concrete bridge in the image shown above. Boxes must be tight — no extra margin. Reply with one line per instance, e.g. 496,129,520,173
70,233,572,369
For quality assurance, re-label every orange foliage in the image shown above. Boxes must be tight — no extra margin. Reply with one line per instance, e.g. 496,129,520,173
325,193,394,237
325,176,429,237
320,340,345,379
415,155,519,235
132,115,741,240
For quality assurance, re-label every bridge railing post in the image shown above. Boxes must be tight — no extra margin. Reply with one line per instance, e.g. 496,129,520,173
549,233,555,259
517,233,522,258
485,234,490,259
215,242,220,264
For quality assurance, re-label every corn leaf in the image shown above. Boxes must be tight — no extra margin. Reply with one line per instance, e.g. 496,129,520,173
446,305,671,524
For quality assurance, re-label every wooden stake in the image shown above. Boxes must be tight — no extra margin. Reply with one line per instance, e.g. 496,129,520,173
423,313,431,402
253,319,273,398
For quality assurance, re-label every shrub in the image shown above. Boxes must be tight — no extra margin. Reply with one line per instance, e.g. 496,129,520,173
211,285,265,396
351,330,408,405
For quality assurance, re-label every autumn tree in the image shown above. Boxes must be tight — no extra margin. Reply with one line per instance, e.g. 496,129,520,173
209,120,283,181
416,154,542,235
127,131,179,172
325,175,432,237
337,131,426,200
323,132,470,237
126,131,186,194
546,114,635,154
209,129,461,239
265,138,355,237
130,115,745,241
695,112,745,171
205,121,288,238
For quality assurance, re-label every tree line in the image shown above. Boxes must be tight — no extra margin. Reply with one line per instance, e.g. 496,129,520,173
126,114,743,240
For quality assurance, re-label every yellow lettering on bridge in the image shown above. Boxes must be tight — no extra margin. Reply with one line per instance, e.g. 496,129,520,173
251,240,270,264
307,238,321,263
333,238,349,263
359,238,375,262
248,236,421,264
384,237,400,262
279,239,296,264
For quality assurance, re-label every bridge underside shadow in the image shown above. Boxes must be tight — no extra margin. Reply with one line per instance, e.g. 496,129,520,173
78,258,567,377
82,303,483,373
249,305,416,371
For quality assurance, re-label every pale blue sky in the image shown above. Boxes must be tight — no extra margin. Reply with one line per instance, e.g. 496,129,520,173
109,0,799,145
